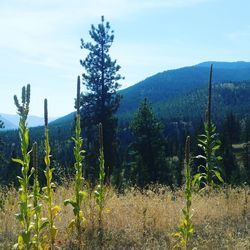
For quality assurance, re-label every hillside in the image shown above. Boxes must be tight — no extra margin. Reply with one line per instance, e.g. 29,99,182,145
44,61,250,128
118,61,250,117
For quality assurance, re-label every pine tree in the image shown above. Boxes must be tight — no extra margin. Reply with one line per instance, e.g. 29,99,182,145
129,99,168,187
80,16,123,184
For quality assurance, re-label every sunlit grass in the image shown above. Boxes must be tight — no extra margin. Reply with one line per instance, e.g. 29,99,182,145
0,184,249,249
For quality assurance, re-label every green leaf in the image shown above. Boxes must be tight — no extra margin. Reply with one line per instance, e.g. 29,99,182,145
40,220,49,231
213,170,224,183
64,199,76,207
12,158,24,166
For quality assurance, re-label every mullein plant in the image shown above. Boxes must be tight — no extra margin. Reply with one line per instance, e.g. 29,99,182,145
43,99,60,249
174,136,193,250
64,76,86,245
12,84,34,249
94,123,106,241
32,142,48,249
13,84,35,249
193,65,223,188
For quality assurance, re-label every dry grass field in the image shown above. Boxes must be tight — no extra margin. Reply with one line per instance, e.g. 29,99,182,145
0,184,249,249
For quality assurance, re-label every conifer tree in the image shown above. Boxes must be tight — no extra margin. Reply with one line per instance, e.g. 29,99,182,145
129,99,168,187
79,16,123,183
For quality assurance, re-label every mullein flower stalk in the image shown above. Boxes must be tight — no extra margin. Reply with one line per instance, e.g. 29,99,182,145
174,136,193,250
94,123,106,244
32,142,48,249
13,84,34,249
193,65,223,188
43,99,60,249
64,76,86,245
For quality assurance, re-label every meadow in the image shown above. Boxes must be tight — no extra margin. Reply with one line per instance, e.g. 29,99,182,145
0,184,249,249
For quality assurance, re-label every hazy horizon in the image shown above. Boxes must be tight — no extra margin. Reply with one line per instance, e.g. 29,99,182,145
1,0,250,117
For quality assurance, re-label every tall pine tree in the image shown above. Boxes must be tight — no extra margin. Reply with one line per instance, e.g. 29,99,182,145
80,16,123,183
128,99,169,187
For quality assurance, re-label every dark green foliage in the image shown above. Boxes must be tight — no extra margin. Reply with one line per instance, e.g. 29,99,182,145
0,120,4,165
80,16,123,183
220,113,241,183
127,99,169,187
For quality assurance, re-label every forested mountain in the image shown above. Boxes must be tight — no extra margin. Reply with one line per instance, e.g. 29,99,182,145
118,61,250,118
46,61,250,127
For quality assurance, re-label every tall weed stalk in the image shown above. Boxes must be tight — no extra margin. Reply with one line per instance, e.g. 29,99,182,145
32,142,48,249
174,136,193,250
13,84,34,249
94,123,106,243
43,99,60,249
193,64,223,188
64,76,86,245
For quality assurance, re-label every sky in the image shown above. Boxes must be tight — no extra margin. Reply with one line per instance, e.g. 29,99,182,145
0,0,250,117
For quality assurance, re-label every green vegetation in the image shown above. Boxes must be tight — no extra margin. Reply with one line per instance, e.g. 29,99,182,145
80,15,123,184
126,98,168,187
32,142,48,249
12,85,34,249
43,99,60,249
64,76,86,246
193,65,224,188
174,136,193,249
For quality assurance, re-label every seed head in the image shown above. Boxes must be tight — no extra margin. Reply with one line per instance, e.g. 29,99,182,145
76,76,80,114
44,99,48,127
185,136,191,166
99,123,103,149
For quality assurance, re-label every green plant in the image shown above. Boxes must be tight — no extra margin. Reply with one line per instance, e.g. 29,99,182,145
13,84,34,249
94,123,106,242
42,99,60,249
174,136,193,250
32,142,48,249
193,64,223,188
64,76,86,245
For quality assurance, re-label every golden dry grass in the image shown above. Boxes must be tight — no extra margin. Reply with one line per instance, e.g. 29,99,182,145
0,184,249,249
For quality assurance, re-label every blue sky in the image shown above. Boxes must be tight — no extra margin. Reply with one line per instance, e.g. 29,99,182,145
0,0,250,117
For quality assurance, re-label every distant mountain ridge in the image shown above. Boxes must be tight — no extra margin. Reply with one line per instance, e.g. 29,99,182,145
0,113,56,130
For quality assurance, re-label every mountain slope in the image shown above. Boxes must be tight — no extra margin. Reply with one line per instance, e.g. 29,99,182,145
118,61,250,115
0,116,17,130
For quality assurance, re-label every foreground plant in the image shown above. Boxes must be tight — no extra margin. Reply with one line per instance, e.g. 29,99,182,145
94,123,106,242
43,99,60,249
193,64,223,188
13,84,34,249
64,76,86,244
174,136,193,250
32,142,48,249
